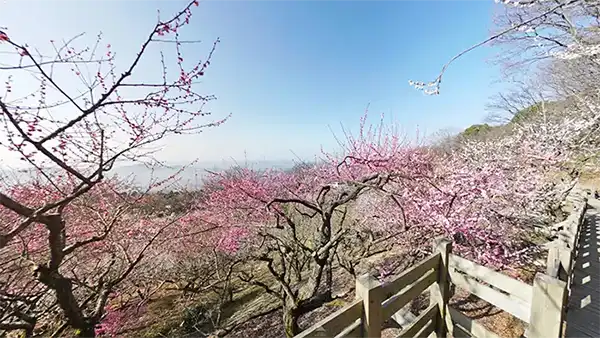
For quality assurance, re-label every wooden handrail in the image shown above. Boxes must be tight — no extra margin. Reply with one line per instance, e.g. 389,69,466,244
293,299,363,338
397,304,438,338
546,197,587,282
382,269,437,319
448,268,531,322
379,252,440,298
293,239,447,338
294,192,587,338
449,254,533,303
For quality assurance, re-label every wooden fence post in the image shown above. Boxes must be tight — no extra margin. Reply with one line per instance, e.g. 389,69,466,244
546,245,571,281
356,274,383,338
430,237,452,338
528,273,567,338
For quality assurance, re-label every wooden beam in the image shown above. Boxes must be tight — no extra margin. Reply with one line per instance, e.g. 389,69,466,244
381,269,437,319
356,274,383,338
528,273,567,338
294,299,362,338
452,322,472,338
414,319,435,338
430,237,453,337
449,306,502,338
449,254,533,304
335,319,361,338
379,252,440,298
449,269,531,323
398,303,438,338
546,246,562,279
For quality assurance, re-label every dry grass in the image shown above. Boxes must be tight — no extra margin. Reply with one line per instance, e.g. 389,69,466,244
116,246,403,337
115,244,534,338
124,284,280,337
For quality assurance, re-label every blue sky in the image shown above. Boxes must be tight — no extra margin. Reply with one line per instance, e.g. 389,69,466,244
0,0,505,166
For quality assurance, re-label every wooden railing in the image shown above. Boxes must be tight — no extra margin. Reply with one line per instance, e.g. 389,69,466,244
294,190,590,338
542,193,588,337
294,236,583,338
295,240,446,338
546,194,587,281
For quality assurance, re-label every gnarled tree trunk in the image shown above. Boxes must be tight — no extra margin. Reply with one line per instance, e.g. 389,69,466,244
282,303,300,338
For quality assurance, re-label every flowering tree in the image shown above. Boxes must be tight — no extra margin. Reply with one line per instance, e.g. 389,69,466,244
194,167,364,337
409,0,600,95
1,179,169,335
191,143,428,336
447,94,598,231
192,114,543,336
490,0,600,72
406,0,599,273
0,1,225,336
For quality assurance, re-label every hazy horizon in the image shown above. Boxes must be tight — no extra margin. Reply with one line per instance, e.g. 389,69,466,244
0,159,301,190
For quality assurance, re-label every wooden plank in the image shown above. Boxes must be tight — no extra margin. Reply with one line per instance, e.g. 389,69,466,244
335,319,361,338
414,319,435,338
449,306,503,338
390,305,416,327
528,273,567,338
449,269,531,323
294,299,362,338
449,254,533,304
561,248,574,276
356,274,382,338
546,246,562,279
431,238,452,337
382,269,437,319
398,303,438,338
566,325,598,338
453,322,472,338
380,252,440,298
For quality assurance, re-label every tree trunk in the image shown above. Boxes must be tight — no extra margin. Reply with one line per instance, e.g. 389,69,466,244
76,323,96,338
324,260,333,299
283,306,300,338
24,325,34,338
37,215,96,338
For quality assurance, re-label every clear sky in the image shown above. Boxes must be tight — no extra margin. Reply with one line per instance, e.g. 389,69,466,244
0,0,505,166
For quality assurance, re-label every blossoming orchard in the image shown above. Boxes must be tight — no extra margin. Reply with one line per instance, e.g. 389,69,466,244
1,0,600,337
0,1,226,336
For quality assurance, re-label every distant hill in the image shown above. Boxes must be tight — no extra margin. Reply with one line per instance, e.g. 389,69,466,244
457,99,567,142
